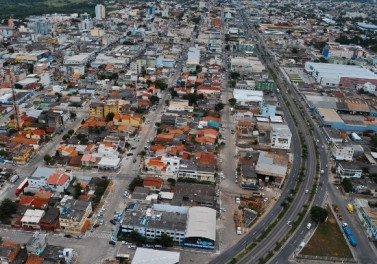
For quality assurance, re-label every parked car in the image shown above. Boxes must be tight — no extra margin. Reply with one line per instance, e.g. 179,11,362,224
93,223,100,228
110,219,116,225
109,240,116,246
64,234,72,238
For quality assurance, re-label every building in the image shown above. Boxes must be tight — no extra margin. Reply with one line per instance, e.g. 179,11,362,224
28,167,73,192
322,43,368,59
330,142,354,161
184,207,216,250
32,19,49,35
26,232,47,256
95,4,106,20
98,157,121,171
336,161,362,179
233,89,264,109
270,124,292,150
255,151,288,188
187,46,201,65
59,199,92,235
0,241,21,263
168,100,194,112
304,62,377,87
143,177,163,191
354,199,377,241
132,248,179,264
230,57,253,73
171,183,216,207
178,159,215,182
21,209,45,230
89,102,104,118
40,208,60,231
121,204,188,242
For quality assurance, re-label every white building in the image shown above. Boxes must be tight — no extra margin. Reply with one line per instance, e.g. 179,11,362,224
270,124,292,150
132,248,180,264
161,156,180,178
230,57,253,73
95,4,106,20
336,162,362,179
98,157,121,171
233,89,263,106
21,209,45,230
187,46,201,65
304,62,377,87
28,167,73,193
330,142,354,161
95,143,119,159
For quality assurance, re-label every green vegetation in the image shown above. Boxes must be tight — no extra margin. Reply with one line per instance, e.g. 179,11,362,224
228,98,237,107
341,178,352,193
106,112,115,122
310,206,328,224
91,179,110,205
43,154,52,163
301,208,353,259
128,176,143,192
0,0,103,19
0,199,18,224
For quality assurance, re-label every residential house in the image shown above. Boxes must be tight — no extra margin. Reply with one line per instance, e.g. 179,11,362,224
39,208,60,231
0,241,21,263
81,154,97,168
12,144,33,163
46,170,73,192
178,159,216,182
113,113,143,127
26,232,47,256
167,100,194,112
59,199,92,235
143,177,163,191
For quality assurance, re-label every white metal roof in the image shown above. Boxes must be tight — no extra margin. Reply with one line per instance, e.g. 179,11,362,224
185,207,216,241
131,248,180,264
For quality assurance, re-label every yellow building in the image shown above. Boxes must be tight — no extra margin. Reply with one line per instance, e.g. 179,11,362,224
104,99,123,117
12,145,33,164
59,199,92,235
89,102,104,118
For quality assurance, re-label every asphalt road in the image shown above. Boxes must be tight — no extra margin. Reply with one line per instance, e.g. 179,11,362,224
209,7,318,264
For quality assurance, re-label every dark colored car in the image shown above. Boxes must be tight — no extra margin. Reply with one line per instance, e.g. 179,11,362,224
64,234,72,238
93,223,100,228
109,240,116,245
110,219,116,225
133,159,137,163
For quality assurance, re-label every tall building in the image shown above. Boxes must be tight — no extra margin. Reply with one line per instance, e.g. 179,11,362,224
147,5,155,19
95,4,106,20
33,19,49,35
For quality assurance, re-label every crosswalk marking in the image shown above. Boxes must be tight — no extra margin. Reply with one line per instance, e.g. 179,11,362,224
85,231,112,240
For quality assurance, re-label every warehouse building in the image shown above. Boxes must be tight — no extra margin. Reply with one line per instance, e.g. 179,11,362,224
304,62,377,87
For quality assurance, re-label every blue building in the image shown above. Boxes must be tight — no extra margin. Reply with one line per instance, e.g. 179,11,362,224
33,19,49,35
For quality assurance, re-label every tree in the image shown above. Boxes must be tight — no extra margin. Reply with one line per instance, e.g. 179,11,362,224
228,98,237,107
150,95,160,105
139,150,147,156
230,72,240,80
160,233,173,247
215,102,225,111
67,129,74,136
62,134,70,140
165,100,170,106
44,154,52,163
342,178,353,193
225,34,230,41
310,206,328,224
106,112,115,122
291,47,298,54
128,176,143,192
167,178,176,185
70,111,77,119
0,199,18,223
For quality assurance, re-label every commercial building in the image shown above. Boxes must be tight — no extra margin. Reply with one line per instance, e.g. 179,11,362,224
322,43,368,59
336,161,362,179
59,198,92,235
330,142,354,161
28,167,73,192
26,232,47,256
270,124,292,150
255,151,288,188
354,199,377,241
304,62,377,87
187,46,201,65
230,57,253,73
21,209,45,230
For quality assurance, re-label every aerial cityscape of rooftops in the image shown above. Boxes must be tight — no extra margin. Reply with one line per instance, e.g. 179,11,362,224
2,0,377,263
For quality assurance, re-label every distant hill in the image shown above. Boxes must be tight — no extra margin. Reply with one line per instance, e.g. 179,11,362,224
0,0,103,20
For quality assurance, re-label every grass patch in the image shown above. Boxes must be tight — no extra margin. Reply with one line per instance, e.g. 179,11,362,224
301,207,353,258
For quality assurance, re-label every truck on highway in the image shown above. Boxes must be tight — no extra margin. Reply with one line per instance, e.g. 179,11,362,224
347,203,354,213
9,175,19,183
342,223,357,246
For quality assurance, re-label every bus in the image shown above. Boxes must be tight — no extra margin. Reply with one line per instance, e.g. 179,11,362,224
15,178,29,196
